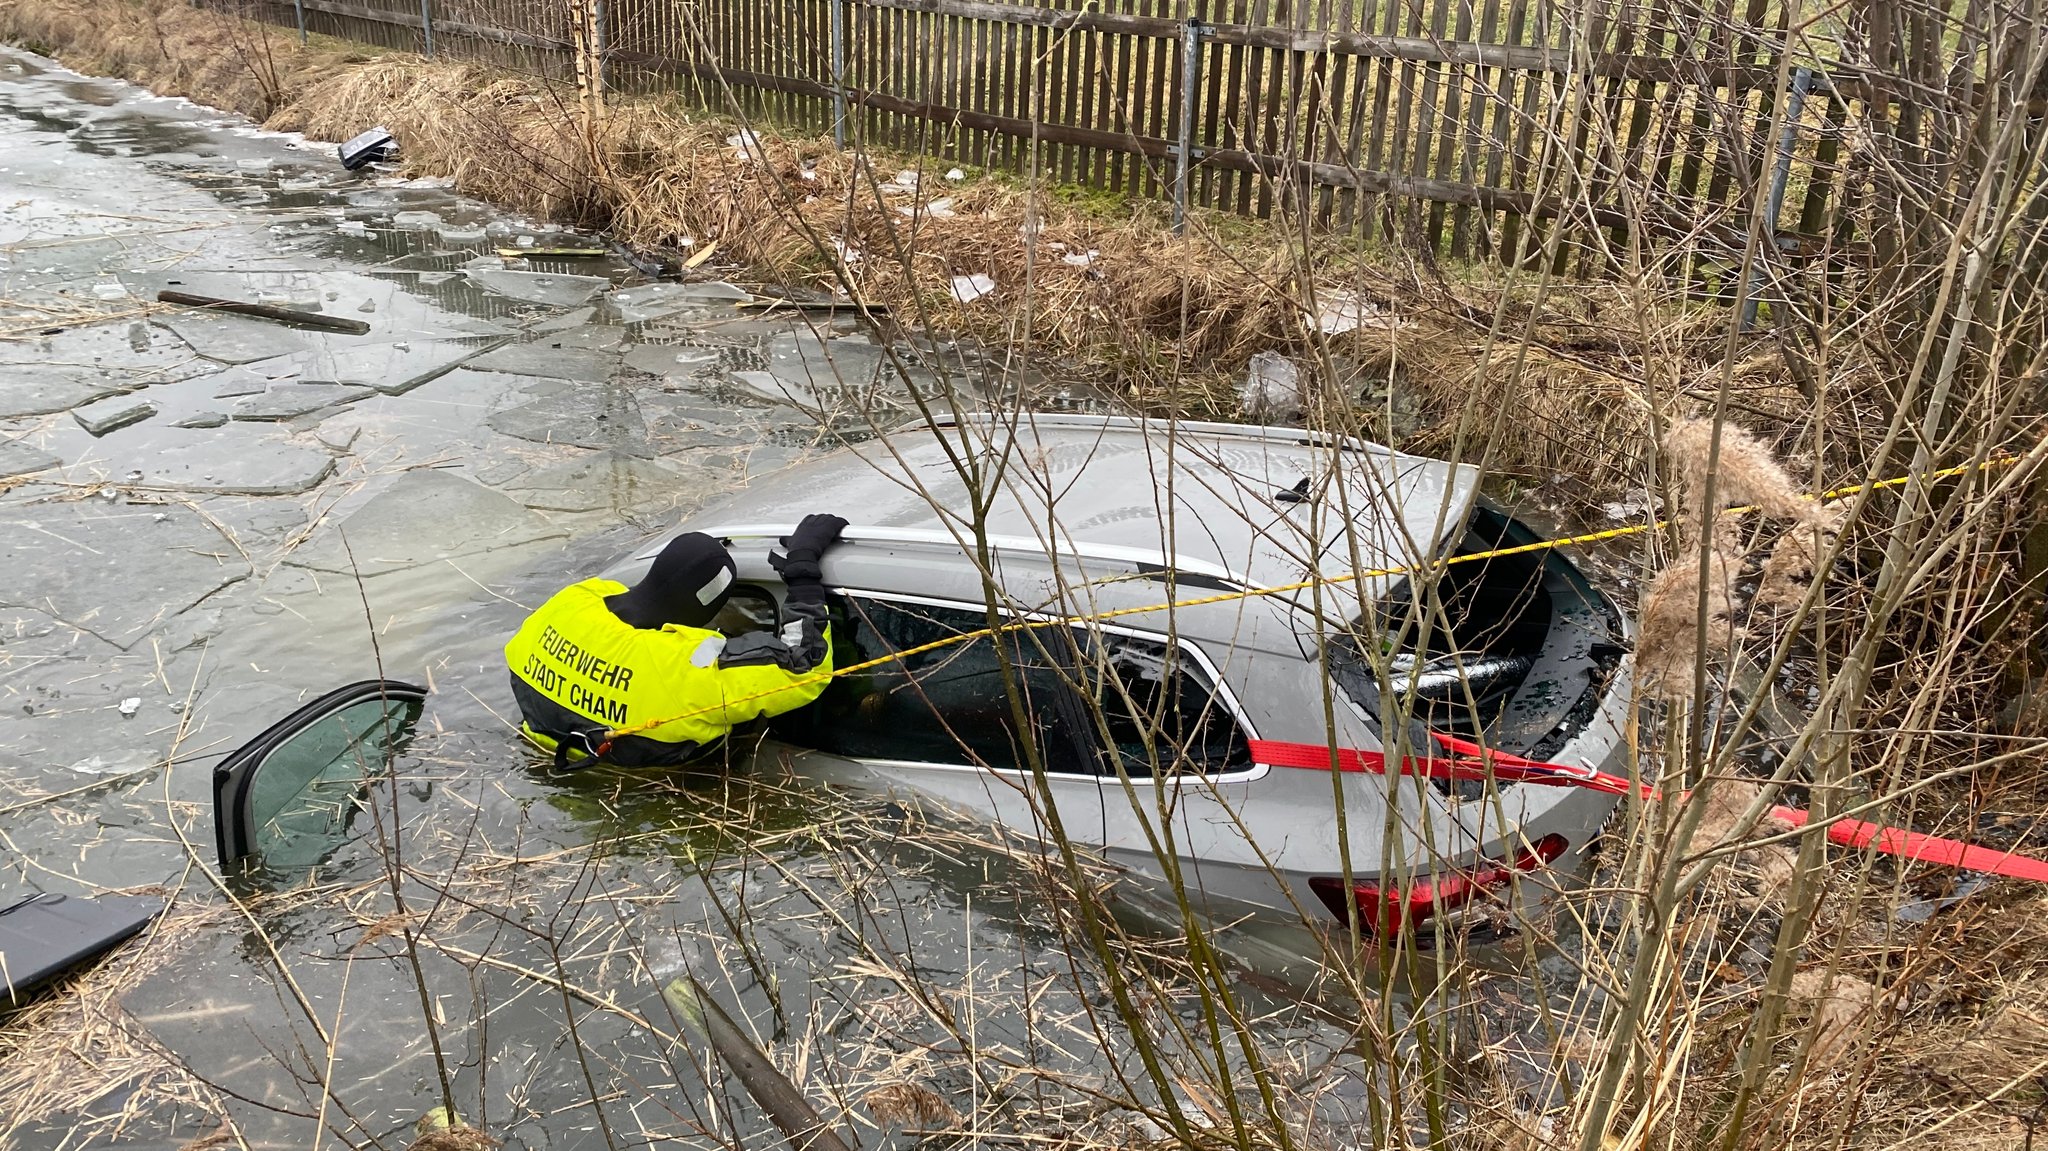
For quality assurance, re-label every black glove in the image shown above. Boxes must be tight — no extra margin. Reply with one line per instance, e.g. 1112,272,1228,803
770,513,848,587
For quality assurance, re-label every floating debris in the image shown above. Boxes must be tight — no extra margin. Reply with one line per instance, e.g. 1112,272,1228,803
493,247,606,259
337,125,395,170
157,290,374,336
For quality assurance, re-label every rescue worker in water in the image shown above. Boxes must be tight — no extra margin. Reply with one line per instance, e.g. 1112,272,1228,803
504,515,848,767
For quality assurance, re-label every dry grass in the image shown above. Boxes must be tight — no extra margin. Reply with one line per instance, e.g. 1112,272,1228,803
0,899,235,1145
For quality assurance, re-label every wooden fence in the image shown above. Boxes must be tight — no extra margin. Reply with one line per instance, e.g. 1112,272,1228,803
246,0,1998,271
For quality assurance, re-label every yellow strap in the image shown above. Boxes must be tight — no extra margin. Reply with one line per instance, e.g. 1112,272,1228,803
599,455,2017,741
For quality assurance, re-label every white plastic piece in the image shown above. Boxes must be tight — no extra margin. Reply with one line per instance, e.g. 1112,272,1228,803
950,273,995,304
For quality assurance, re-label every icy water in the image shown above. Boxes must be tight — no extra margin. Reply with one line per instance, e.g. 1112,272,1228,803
0,50,1404,1151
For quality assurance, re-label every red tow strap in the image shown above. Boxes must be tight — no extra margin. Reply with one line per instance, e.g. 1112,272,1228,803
1246,734,1643,796
1767,805,2048,884
1249,734,2048,884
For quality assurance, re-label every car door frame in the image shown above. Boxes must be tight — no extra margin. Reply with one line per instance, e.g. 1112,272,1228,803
211,679,427,867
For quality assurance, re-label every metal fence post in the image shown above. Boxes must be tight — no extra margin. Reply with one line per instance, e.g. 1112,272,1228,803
1171,18,1205,234
1742,64,1813,331
292,0,307,45
830,0,848,148
593,0,608,96
419,0,436,57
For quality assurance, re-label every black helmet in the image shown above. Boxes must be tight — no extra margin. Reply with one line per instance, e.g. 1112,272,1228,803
606,533,735,629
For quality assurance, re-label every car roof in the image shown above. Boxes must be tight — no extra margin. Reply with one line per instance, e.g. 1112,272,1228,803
664,414,1481,603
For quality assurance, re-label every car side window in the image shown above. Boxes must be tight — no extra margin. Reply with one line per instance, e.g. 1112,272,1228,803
772,598,1095,773
705,583,779,638
771,598,1249,777
213,681,426,871
1074,634,1253,778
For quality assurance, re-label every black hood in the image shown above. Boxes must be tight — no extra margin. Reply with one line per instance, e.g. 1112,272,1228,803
607,533,736,630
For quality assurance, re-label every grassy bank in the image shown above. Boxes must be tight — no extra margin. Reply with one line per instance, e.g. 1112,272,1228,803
0,0,1693,493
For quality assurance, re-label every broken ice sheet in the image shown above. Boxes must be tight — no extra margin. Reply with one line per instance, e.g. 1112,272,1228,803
0,503,250,650
151,311,320,363
602,282,751,324
283,469,568,576
115,424,337,495
622,343,722,376
231,382,373,421
0,375,123,418
465,267,609,307
467,342,616,383
486,388,651,455
0,438,62,479
72,393,157,435
243,338,491,395
501,451,690,514
201,364,282,398
68,754,152,776
766,331,886,389
543,325,626,352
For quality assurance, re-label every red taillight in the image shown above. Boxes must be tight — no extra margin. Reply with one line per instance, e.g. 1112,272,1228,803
1309,834,1568,934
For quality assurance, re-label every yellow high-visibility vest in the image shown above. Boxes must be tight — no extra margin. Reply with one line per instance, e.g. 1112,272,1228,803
504,579,831,751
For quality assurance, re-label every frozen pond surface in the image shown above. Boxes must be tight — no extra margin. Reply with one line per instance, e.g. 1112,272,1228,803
0,48,1388,1151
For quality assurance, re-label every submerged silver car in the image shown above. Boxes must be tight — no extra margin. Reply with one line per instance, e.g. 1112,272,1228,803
606,414,1635,931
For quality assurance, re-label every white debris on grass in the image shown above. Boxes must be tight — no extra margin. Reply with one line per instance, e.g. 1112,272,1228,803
118,697,140,717
832,237,862,265
1313,290,1412,335
897,197,957,219
944,167,966,182
728,131,767,162
1060,249,1099,267
950,273,996,304
1238,351,1303,421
